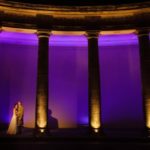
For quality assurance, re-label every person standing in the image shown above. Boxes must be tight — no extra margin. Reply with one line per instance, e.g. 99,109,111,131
16,101,24,134
7,103,18,135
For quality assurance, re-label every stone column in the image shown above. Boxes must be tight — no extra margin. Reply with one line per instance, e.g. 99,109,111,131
86,31,101,133
138,29,150,132
35,31,50,135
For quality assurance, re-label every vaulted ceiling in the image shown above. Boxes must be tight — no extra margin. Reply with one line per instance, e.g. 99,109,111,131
5,0,150,6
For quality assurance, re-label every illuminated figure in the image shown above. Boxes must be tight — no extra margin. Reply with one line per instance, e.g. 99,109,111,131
7,103,18,135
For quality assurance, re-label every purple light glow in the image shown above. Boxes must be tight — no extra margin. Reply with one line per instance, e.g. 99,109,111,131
99,34,144,129
49,46,88,127
0,31,38,45
99,34,138,46
0,31,89,128
0,31,145,129
0,31,138,46
0,34,38,127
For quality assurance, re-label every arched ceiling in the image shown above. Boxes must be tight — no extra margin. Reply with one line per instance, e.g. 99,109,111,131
5,0,150,6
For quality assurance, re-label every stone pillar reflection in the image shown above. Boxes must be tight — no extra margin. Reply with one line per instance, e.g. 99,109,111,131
86,31,101,133
35,31,49,134
138,30,150,131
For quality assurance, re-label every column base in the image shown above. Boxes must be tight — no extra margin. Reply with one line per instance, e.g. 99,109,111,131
34,127,50,137
89,127,104,136
146,128,150,137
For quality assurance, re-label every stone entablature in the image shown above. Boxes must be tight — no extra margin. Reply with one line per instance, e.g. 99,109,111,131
0,1,149,31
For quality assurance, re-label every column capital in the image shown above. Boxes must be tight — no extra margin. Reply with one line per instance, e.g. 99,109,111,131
85,30,100,39
136,28,149,37
37,30,51,38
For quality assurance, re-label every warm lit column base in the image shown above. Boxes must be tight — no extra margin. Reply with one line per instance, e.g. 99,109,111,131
146,99,150,128
90,94,101,133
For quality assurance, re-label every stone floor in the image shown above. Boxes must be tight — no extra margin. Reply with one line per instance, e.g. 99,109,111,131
0,128,150,150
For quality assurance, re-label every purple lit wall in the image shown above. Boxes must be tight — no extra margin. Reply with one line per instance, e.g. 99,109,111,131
49,35,88,128
0,31,145,130
0,42,10,125
99,34,144,129
0,32,88,128
0,31,38,128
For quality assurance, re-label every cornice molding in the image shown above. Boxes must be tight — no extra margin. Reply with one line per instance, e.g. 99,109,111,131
0,1,149,10
0,1,149,18
0,1,149,31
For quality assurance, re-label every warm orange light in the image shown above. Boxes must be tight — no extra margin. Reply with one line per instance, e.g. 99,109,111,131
2,27,36,34
94,128,99,133
100,29,136,35
90,94,101,130
37,96,47,128
40,129,45,133
146,98,150,128
52,31,86,36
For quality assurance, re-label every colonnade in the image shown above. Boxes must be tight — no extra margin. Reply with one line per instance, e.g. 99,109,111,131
32,29,150,134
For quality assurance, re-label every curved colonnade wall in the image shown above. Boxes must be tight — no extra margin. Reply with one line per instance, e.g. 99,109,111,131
0,1,149,133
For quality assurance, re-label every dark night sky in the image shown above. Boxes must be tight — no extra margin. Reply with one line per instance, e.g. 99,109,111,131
5,0,150,6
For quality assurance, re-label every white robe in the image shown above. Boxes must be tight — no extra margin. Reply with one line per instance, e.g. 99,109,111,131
7,108,17,135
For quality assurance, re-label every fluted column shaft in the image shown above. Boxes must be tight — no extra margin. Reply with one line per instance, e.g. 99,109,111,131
35,31,49,134
138,30,150,130
87,31,101,133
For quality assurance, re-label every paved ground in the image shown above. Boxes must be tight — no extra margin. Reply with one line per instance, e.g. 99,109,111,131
0,128,150,150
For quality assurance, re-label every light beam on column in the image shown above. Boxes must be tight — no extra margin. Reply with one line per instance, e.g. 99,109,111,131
35,30,50,134
86,31,101,133
138,30,150,131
